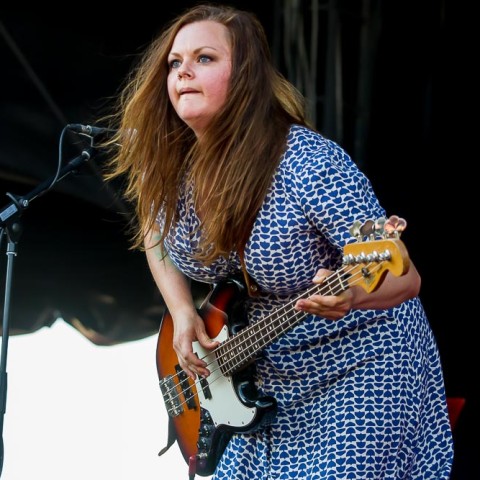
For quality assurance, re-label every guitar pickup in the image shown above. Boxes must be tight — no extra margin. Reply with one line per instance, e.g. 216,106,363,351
198,377,212,400
175,365,197,410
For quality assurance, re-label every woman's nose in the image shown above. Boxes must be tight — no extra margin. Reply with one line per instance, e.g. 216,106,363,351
177,63,193,79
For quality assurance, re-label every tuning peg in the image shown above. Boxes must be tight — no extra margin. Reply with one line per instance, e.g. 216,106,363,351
359,219,375,238
384,215,407,237
374,217,386,236
349,220,363,239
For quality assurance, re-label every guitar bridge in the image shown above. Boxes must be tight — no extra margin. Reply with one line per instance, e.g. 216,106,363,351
159,365,198,418
159,375,183,417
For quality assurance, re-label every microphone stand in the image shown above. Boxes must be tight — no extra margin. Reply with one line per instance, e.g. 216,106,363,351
0,145,96,477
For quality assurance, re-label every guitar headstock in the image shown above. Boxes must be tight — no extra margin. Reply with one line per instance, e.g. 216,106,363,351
343,215,410,293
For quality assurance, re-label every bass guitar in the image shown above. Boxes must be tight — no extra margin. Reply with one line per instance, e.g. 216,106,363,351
156,216,410,476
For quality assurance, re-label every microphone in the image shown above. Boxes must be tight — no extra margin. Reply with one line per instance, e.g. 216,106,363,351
67,124,115,137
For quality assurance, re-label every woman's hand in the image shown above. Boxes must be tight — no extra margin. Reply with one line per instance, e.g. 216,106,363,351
294,268,353,320
172,312,219,380
295,257,421,317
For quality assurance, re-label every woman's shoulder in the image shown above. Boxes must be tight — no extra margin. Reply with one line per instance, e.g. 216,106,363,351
283,124,351,170
286,124,325,147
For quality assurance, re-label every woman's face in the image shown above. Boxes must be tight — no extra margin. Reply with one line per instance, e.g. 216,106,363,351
167,21,232,137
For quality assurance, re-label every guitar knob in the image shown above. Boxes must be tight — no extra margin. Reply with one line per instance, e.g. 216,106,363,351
200,407,213,425
199,423,213,436
197,435,210,450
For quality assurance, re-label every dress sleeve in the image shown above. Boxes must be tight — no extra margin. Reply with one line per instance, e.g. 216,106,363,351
293,138,386,249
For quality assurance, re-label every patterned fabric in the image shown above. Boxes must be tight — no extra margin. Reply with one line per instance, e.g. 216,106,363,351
161,125,453,479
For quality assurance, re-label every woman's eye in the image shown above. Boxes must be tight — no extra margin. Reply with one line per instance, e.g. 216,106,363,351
198,55,212,64
169,59,181,69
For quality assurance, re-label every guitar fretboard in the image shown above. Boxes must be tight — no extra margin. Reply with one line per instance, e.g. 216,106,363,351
216,268,349,376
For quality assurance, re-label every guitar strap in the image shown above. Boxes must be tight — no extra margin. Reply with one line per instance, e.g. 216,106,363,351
238,248,261,297
158,416,176,457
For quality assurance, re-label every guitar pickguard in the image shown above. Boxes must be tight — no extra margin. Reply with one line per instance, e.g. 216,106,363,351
193,326,258,427
192,279,277,476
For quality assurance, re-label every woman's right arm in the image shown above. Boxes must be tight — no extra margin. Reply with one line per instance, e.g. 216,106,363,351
144,227,216,379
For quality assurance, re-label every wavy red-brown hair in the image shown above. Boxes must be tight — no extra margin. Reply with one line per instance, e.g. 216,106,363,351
104,3,309,264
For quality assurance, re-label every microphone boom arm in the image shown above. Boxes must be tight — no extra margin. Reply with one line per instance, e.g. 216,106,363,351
0,147,95,227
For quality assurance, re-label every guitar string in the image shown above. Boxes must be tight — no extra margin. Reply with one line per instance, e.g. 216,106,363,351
162,261,384,416
163,262,378,415
162,261,382,415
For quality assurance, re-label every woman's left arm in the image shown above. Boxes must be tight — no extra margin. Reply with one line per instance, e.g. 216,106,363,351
295,260,421,320
350,259,421,310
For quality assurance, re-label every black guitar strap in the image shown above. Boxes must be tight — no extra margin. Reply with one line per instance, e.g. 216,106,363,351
158,416,177,457
238,248,261,297
159,421,197,480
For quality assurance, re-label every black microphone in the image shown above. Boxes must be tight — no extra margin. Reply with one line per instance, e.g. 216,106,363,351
67,124,115,137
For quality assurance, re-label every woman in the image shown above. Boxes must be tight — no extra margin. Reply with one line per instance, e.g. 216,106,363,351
105,4,453,479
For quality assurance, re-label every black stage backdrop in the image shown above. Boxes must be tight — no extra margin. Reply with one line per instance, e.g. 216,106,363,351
0,2,475,477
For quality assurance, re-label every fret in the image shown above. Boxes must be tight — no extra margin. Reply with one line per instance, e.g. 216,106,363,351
216,239,405,376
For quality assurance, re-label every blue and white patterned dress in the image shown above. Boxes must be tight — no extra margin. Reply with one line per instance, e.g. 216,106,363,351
162,125,453,479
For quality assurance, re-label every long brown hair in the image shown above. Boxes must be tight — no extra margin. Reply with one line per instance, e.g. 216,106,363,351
104,4,308,264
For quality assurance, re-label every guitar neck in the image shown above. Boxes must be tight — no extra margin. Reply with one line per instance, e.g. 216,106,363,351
216,268,350,376
215,235,409,377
